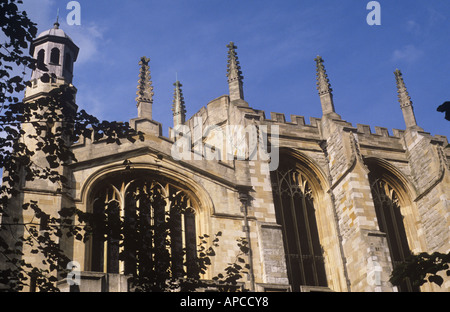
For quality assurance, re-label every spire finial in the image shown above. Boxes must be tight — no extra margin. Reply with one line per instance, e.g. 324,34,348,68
394,69,412,108
54,8,60,29
172,80,186,127
136,56,154,119
314,55,339,118
226,42,244,83
226,41,244,101
394,69,421,129
315,55,332,95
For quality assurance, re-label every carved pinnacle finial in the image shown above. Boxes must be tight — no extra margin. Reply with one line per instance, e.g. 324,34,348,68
315,55,332,95
394,69,412,108
136,56,153,119
226,42,244,83
136,56,154,104
394,69,420,129
172,80,186,126
314,55,339,118
226,42,244,101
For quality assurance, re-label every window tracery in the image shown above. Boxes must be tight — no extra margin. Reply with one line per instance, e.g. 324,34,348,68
89,173,197,279
272,165,327,291
369,176,419,292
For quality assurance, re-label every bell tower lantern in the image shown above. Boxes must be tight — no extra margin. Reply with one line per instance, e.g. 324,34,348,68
25,21,79,100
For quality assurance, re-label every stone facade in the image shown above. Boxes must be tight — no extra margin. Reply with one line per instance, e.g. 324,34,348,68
1,25,449,292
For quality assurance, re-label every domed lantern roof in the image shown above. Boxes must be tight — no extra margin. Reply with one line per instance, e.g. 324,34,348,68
30,22,79,61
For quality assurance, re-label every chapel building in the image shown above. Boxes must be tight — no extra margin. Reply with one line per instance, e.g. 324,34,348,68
2,23,449,292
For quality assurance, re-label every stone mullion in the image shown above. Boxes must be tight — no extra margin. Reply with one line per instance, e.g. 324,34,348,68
300,187,320,287
123,193,137,276
184,206,197,277
289,191,307,287
106,200,120,274
272,172,296,289
388,196,415,292
169,191,184,278
91,197,106,272
372,181,391,246
136,185,152,277
388,194,407,264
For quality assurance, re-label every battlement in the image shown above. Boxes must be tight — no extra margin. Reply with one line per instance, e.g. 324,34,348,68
356,123,448,145
247,109,448,151
257,111,322,128
356,124,405,139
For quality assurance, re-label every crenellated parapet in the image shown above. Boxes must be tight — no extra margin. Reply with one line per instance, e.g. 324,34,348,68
252,111,322,128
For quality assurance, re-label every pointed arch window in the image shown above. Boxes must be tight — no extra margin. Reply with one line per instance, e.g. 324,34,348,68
50,48,60,64
89,173,197,280
369,176,420,292
271,165,327,291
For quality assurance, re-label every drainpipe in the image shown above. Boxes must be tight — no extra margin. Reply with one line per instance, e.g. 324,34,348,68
239,191,255,291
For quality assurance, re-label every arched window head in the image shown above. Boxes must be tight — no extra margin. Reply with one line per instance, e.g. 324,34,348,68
50,48,60,64
271,160,328,291
368,166,420,292
89,171,198,288
37,49,45,69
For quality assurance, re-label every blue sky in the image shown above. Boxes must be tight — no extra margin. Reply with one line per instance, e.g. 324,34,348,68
21,0,449,138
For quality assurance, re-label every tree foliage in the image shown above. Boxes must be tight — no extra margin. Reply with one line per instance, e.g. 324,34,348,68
390,252,450,289
99,180,251,292
0,0,250,292
0,0,143,291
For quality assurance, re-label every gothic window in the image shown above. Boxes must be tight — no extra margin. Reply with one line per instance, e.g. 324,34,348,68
271,165,327,291
90,173,197,279
37,49,45,69
369,176,419,292
50,48,60,64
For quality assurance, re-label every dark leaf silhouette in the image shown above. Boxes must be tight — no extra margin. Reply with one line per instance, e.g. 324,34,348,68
437,101,450,121
0,0,250,292
390,251,450,288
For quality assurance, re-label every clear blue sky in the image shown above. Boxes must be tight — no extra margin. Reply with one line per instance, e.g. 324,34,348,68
21,0,449,138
